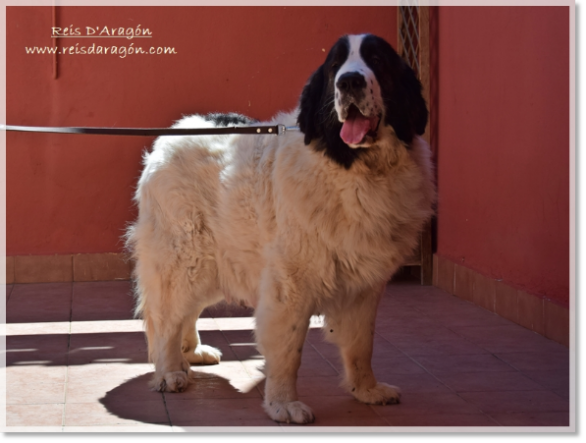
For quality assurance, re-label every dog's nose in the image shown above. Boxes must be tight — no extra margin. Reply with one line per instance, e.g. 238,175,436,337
336,72,367,94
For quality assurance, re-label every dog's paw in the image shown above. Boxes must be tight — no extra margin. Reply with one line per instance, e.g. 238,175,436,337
264,400,315,424
149,370,192,393
184,344,222,365
352,382,401,405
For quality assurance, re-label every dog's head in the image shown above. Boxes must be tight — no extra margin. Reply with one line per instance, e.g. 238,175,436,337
298,34,428,169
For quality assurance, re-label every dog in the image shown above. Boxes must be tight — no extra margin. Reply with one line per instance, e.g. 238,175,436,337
126,33,436,424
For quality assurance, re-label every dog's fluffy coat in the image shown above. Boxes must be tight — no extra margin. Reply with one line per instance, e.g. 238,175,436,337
126,34,436,424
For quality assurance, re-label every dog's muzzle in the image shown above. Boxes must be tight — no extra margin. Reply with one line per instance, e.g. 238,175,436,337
336,71,381,146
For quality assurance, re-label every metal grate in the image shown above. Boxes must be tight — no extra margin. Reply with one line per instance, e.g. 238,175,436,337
399,1,420,78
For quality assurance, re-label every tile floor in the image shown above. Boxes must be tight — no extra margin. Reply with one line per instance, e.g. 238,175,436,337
2,276,571,432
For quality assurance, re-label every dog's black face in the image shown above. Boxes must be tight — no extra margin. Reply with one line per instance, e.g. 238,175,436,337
298,34,428,169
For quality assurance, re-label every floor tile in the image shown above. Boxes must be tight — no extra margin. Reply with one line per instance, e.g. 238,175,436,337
201,302,255,318
378,324,464,344
6,404,64,426
377,372,452,394
298,346,339,378
190,360,251,380
308,340,340,361
552,388,570,400
411,353,517,375
371,334,405,356
3,279,571,429
197,318,226,333
495,351,569,372
458,390,570,414
294,396,390,427
213,316,255,331
70,319,143,334
5,284,14,302
228,377,265,396
6,333,69,366
227,342,261,362
4,426,63,432
199,329,240,360
62,424,172,432
488,411,570,426
239,356,267,379
8,283,72,323
376,314,441,333
385,413,498,426
371,355,428,376
435,371,544,393
72,281,135,321
64,401,169,426
371,391,483,417
450,324,566,354
522,370,570,397
68,331,148,365
6,365,68,385
301,414,390,426
66,373,164,404
391,336,489,357
165,397,278,426
219,328,257,344
6,256,15,285
423,304,510,329
6,321,70,336
160,374,262,400
295,375,347,398
66,362,154,384
7,382,66,405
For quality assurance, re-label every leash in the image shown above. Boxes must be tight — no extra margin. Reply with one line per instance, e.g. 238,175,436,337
1,124,300,137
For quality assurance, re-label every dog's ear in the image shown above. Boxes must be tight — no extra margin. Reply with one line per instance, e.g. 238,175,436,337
403,63,429,137
385,61,428,144
297,64,325,145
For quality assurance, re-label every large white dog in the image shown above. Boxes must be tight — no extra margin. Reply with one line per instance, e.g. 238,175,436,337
126,34,436,424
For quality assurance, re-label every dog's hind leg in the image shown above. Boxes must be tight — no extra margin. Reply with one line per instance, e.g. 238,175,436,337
324,284,402,406
181,309,222,365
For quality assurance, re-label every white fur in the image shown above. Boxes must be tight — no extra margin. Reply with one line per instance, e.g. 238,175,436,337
335,34,383,127
127,39,436,422
126,107,435,423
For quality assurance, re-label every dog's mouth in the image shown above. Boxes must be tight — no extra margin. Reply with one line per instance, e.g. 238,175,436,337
339,104,381,146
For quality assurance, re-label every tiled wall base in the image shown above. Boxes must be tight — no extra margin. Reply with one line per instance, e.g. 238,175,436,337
5,253,132,284
433,254,569,347
5,252,569,347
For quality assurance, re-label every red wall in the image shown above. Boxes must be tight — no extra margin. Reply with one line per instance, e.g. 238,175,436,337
7,6,396,256
435,7,570,306
8,6,570,307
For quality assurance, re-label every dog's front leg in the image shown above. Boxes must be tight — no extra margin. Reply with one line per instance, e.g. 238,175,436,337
254,274,315,424
146,317,193,393
326,284,402,405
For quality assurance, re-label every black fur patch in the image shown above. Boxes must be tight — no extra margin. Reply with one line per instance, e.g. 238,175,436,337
203,112,258,127
297,34,428,169
298,37,362,169
360,35,428,144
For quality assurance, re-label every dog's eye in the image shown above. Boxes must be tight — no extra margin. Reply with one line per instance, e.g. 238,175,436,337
331,62,340,71
370,56,381,66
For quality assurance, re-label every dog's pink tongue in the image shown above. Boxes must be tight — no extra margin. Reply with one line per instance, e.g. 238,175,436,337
340,110,371,145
